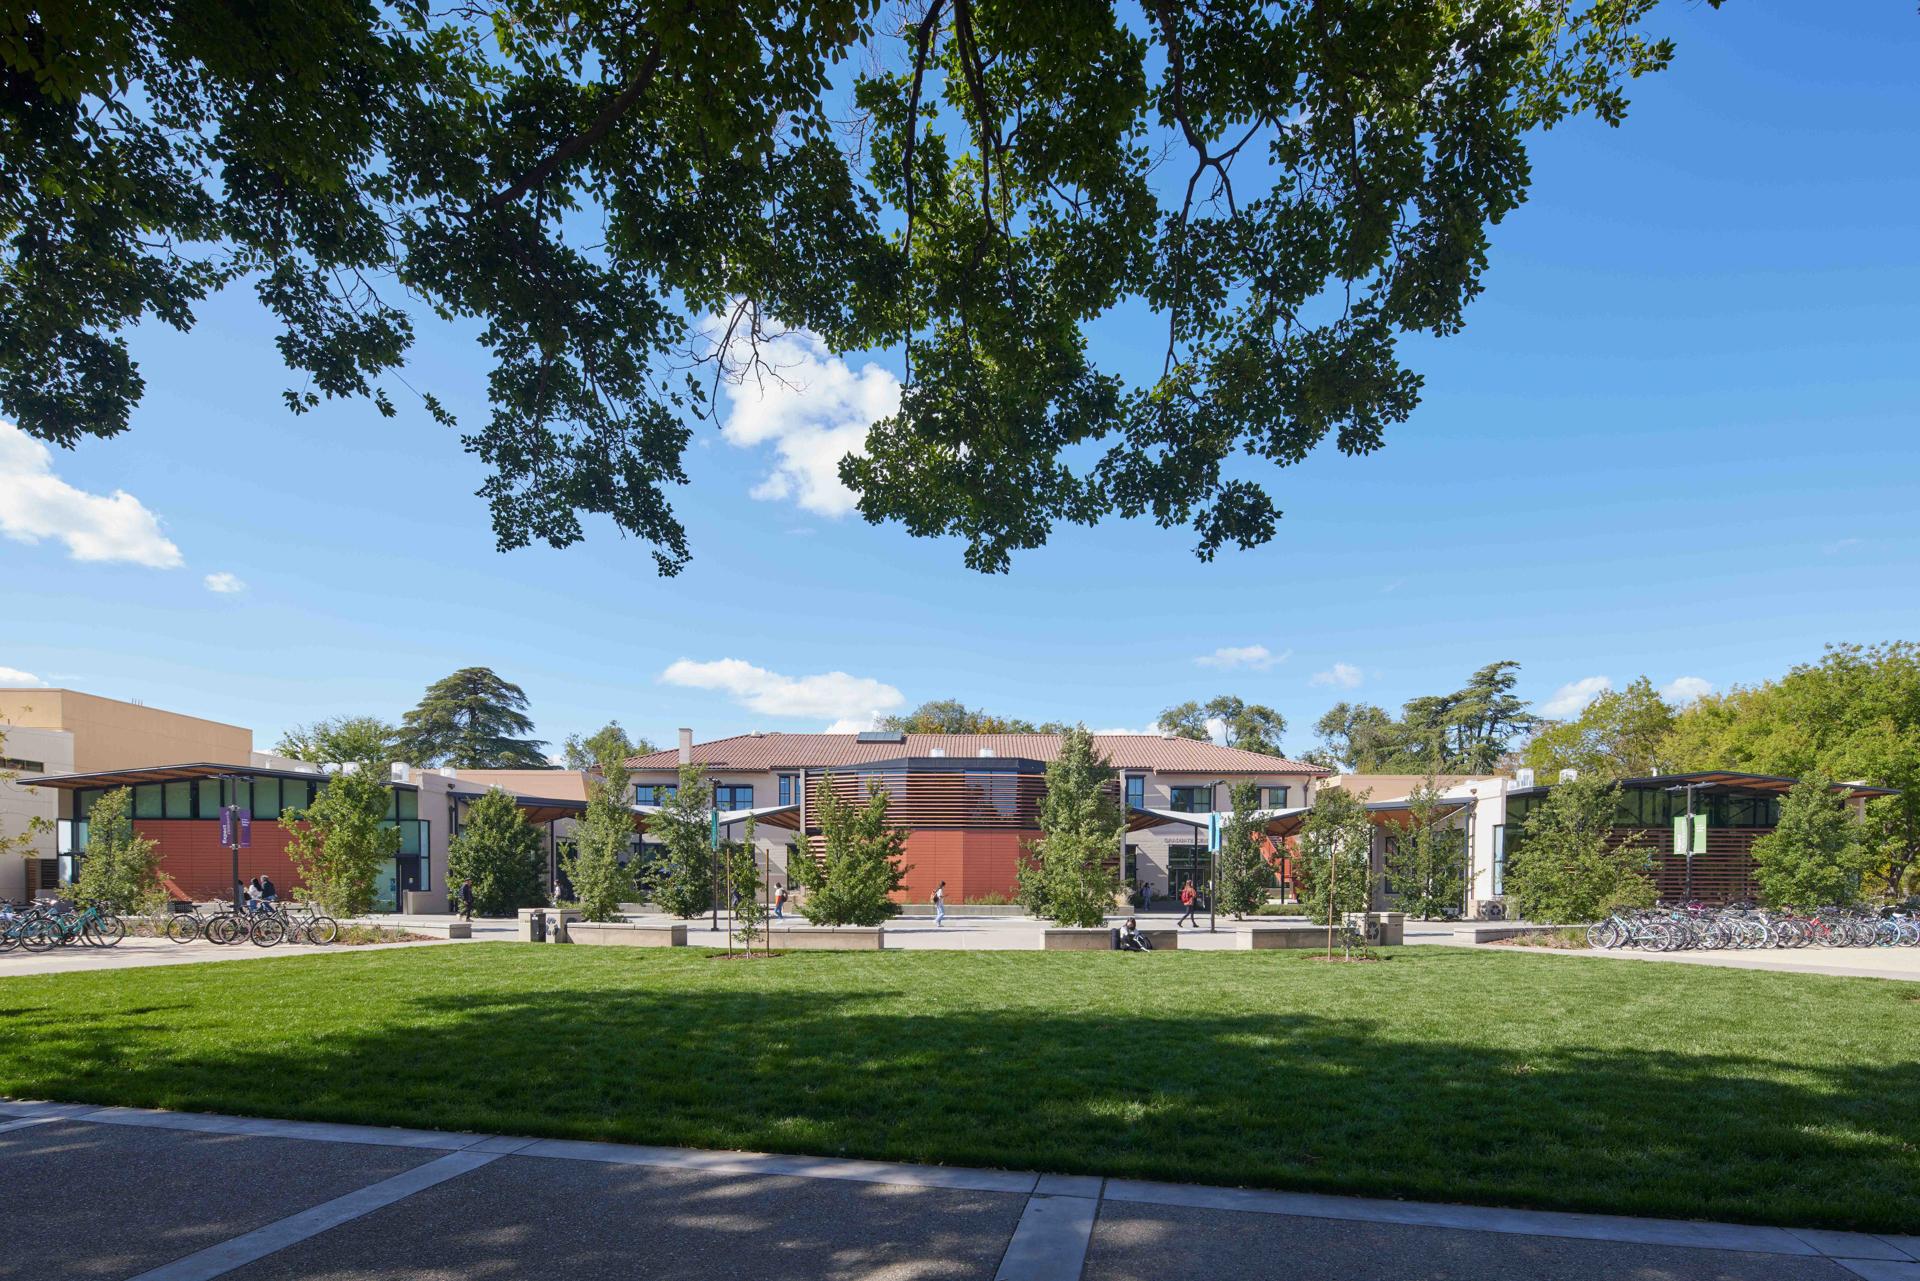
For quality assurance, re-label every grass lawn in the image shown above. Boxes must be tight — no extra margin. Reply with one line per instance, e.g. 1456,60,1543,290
1,944,1915,1233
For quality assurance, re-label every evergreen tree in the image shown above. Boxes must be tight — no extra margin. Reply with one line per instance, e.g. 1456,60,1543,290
274,715,403,767
1384,781,1467,919
1294,786,1374,931
1018,726,1123,927
282,768,402,916
399,667,548,767
1503,773,1653,923
785,773,910,926
1214,781,1272,919
448,788,547,916
73,786,165,912
1752,771,1873,910
563,719,638,920
647,765,716,919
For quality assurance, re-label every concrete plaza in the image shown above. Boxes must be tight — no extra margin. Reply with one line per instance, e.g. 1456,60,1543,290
2,1100,1915,1281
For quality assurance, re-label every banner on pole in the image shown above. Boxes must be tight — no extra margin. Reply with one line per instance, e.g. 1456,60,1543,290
1207,812,1222,853
1672,815,1707,856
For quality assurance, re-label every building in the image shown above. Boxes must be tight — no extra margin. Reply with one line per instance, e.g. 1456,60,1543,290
1299,770,1897,914
628,729,1330,902
1,688,253,902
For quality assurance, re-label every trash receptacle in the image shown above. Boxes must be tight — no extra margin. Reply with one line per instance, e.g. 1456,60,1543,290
528,910,546,944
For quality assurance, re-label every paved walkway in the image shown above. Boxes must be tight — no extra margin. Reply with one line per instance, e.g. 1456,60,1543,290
1402,921,1920,982
1,1099,1913,1280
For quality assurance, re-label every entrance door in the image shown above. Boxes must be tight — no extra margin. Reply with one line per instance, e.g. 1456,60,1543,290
1168,844,1210,902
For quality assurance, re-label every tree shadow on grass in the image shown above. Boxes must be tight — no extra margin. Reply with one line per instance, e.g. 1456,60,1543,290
1,950,1916,1234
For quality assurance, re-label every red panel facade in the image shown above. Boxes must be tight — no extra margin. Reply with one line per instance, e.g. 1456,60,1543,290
134,819,308,902
896,828,1036,903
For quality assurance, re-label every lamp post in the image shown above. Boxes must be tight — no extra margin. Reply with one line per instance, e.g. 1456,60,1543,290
215,772,249,911
1664,780,1711,904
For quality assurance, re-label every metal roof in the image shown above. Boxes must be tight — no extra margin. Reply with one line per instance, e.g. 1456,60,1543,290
629,733,1330,776
24,762,366,791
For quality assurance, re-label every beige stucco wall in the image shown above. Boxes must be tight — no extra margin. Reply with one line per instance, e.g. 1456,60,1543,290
0,689,251,773
0,725,74,901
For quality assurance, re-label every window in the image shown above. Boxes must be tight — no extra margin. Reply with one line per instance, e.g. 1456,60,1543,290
1260,785,1290,809
1491,825,1508,896
965,772,1015,819
197,779,222,817
1124,776,1145,809
634,783,677,806
251,777,280,820
1169,785,1212,813
395,789,418,821
283,779,311,814
778,774,799,806
715,784,753,810
0,757,44,773
133,784,163,818
164,780,193,817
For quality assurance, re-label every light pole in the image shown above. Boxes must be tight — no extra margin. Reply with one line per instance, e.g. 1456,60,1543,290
1664,781,1711,904
215,772,248,911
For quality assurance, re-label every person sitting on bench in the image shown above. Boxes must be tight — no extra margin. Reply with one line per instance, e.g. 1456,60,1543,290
1117,916,1154,951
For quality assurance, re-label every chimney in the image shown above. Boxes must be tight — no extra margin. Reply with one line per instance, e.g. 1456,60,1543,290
678,727,693,765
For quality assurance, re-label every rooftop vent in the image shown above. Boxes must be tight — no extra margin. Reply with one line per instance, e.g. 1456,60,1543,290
1514,768,1535,789
856,731,906,744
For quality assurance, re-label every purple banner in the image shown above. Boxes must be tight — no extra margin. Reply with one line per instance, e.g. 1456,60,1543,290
219,805,233,845
238,808,251,849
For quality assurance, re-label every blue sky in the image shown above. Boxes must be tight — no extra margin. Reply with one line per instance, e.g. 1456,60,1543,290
2,5,1916,759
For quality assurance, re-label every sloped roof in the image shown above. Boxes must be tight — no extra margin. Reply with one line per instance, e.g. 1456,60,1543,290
628,733,1329,776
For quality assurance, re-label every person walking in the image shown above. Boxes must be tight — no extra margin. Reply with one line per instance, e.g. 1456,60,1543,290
1177,879,1199,928
773,885,788,920
456,878,475,921
933,880,946,927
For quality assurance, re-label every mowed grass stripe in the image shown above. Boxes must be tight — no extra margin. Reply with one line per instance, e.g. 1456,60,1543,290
0,944,1913,1233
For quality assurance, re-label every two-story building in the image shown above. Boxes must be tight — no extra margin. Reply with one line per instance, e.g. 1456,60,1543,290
627,729,1330,902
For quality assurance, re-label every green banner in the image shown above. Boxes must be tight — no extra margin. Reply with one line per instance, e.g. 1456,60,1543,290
1672,815,1708,855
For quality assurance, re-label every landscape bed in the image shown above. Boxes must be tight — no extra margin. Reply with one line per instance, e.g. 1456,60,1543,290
0,944,1914,1233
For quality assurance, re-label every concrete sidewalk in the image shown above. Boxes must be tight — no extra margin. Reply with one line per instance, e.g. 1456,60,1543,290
2,1100,1913,1281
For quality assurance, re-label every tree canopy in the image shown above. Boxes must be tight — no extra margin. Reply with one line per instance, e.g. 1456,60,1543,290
1522,677,1679,779
1018,725,1122,926
1309,662,1534,772
398,667,548,768
5,0,1684,572
274,715,403,768
878,699,1067,735
447,787,548,915
1157,695,1286,755
562,721,653,774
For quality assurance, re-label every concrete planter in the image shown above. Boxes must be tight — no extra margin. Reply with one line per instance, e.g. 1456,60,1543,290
1238,924,1339,950
766,926,885,950
566,921,687,948
1042,928,1115,951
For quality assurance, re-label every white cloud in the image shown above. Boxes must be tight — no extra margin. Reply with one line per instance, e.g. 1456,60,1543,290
203,572,246,594
710,324,900,518
1195,645,1290,671
0,422,183,567
1543,675,1612,719
661,658,905,728
1093,725,1159,736
1661,675,1713,705
1311,663,1363,690
0,665,47,687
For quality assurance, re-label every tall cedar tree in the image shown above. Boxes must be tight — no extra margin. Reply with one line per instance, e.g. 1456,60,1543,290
1019,727,1122,926
1503,773,1653,923
564,723,637,920
647,765,716,919
1751,772,1873,910
282,768,402,916
1294,786,1375,929
399,668,548,768
448,787,547,916
786,775,910,927
73,786,166,912
5,2,1686,574
1384,781,1468,919
1215,781,1272,919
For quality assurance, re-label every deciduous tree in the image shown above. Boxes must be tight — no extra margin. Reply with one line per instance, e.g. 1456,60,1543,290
5,0,1686,572
562,721,655,771
646,765,716,919
282,769,402,916
786,775,910,927
448,787,547,916
1018,726,1122,927
1156,696,1286,754
1503,773,1652,923
73,786,165,912
1523,677,1677,778
274,716,403,768
1294,786,1374,944
1751,772,1873,911
1383,781,1466,919
1214,781,1272,919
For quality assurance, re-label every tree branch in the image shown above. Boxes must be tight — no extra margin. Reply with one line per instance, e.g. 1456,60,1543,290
477,44,664,216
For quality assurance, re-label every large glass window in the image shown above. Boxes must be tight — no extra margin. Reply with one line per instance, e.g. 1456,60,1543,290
778,775,798,806
133,784,163,818
197,779,222,817
715,784,753,810
1491,825,1508,896
635,783,677,806
1169,785,1212,813
395,789,418,821
163,780,193,817
251,777,280,819
1125,776,1145,809
282,779,311,814
965,773,1015,818
1260,785,1290,809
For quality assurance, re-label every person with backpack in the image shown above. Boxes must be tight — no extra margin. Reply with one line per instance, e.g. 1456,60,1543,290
773,885,788,920
933,880,946,927
1177,879,1200,928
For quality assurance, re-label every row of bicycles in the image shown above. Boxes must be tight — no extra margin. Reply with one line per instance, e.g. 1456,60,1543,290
164,900,342,947
0,898,126,950
1588,902,1920,951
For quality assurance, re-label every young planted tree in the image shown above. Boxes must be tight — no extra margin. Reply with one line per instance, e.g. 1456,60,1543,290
563,724,638,920
1294,786,1375,951
73,786,165,912
1214,781,1272,920
1384,782,1468,919
1503,773,1653,923
785,774,910,927
721,815,766,954
448,787,547,916
398,668,548,767
1017,727,1122,927
1752,772,1873,910
646,765,716,919
282,769,402,916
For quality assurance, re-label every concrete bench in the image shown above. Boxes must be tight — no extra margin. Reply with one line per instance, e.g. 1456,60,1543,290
766,926,885,950
566,921,687,948
407,921,472,940
1238,924,1339,950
